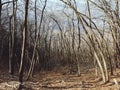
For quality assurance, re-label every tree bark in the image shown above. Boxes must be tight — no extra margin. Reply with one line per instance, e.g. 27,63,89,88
19,0,29,85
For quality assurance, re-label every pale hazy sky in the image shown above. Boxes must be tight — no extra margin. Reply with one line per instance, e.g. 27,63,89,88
49,0,86,3
47,0,87,12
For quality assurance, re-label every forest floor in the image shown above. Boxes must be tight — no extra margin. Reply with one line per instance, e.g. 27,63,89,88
0,68,120,90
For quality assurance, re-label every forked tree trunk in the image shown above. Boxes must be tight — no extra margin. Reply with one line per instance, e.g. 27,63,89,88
27,0,47,79
19,0,29,88
9,0,17,76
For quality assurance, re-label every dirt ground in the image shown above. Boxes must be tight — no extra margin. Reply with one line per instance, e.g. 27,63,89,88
0,68,120,90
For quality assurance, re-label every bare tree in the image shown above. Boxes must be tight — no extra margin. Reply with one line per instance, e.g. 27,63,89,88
9,0,17,76
27,0,47,79
19,0,29,85
60,0,110,83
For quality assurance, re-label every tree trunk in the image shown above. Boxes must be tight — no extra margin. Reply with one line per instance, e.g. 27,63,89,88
26,0,47,79
19,0,29,85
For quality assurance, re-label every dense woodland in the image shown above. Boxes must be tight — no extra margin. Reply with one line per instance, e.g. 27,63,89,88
0,0,120,90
